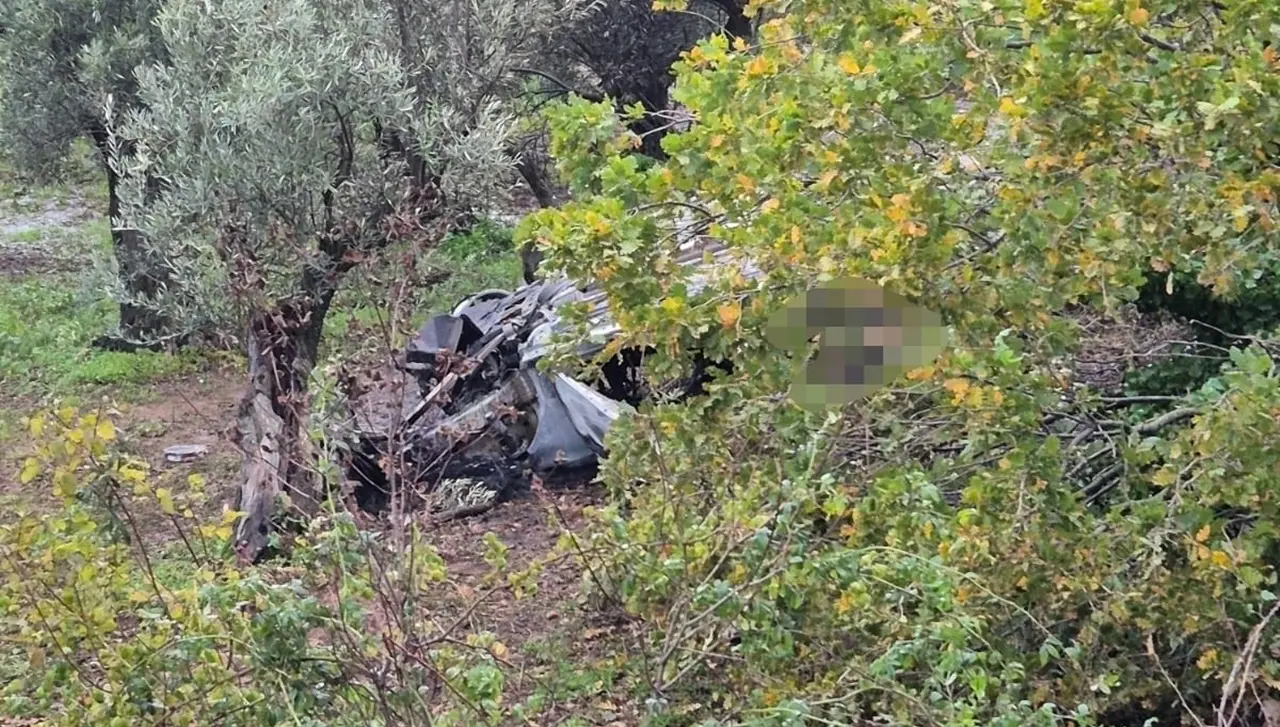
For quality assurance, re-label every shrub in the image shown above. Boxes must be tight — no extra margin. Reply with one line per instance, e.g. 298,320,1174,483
520,0,1280,723
0,407,535,726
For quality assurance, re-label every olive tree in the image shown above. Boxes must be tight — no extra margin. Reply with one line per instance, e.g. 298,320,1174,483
114,0,569,560
0,0,174,345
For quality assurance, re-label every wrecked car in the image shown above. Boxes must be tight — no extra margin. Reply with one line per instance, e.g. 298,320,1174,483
343,236,758,511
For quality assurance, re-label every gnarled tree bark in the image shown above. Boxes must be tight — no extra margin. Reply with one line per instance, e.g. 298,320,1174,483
232,296,330,561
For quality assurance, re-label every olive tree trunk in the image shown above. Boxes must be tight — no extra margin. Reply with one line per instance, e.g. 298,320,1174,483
232,294,332,560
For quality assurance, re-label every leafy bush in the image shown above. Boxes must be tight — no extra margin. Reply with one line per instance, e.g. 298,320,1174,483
0,407,543,726
519,0,1280,724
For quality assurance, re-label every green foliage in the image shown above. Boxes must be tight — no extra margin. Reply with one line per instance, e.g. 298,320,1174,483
112,0,567,327
520,0,1280,724
0,277,198,398
421,220,524,310
1128,268,1280,395
321,218,522,360
0,408,538,726
0,0,164,178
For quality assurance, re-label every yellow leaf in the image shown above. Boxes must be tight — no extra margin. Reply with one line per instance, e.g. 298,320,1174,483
118,463,147,484
943,377,971,402
157,488,176,515
27,414,45,438
1129,7,1149,26
1151,467,1177,487
999,96,1024,117
717,301,742,329
906,365,934,381
837,54,860,75
661,297,684,315
816,169,839,190
95,419,116,442
54,471,77,498
1194,525,1211,543
835,591,856,615
744,55,770,76
1197,648,1218,670
490,641,509,659
1210,550,1232,568
709,134,724,148
965,386,985,407
760,197,780,213
18,458,40,485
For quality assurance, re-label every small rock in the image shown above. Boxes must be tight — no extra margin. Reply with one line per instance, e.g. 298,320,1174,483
164,444,210,463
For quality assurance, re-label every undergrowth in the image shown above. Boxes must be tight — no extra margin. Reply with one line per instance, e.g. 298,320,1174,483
324,218,522,357
0,276,204,399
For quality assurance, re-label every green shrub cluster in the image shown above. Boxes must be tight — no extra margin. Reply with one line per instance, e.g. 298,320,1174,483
0,407,544,726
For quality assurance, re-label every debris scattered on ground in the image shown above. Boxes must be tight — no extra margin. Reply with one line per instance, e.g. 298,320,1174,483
164,443,211,463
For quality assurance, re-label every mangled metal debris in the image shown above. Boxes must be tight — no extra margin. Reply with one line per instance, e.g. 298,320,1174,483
344,235,761,510
345,276,625,509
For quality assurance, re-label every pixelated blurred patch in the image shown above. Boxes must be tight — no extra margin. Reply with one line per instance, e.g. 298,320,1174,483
766,277,946,411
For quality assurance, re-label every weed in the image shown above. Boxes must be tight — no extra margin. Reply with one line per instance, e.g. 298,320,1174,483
3,228,43,244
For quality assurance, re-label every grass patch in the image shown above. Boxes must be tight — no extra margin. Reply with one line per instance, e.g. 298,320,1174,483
418,218,524,315
4,229,44,244
0,275,203,400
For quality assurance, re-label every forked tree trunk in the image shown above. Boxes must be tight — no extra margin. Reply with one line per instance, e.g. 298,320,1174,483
232,297,330,561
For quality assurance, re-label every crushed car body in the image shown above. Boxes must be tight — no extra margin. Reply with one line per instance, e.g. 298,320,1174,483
343,235,759,507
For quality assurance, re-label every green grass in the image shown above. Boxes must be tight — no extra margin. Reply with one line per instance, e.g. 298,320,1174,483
4,229,43,244
418,219,525,315
0,276,205,400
